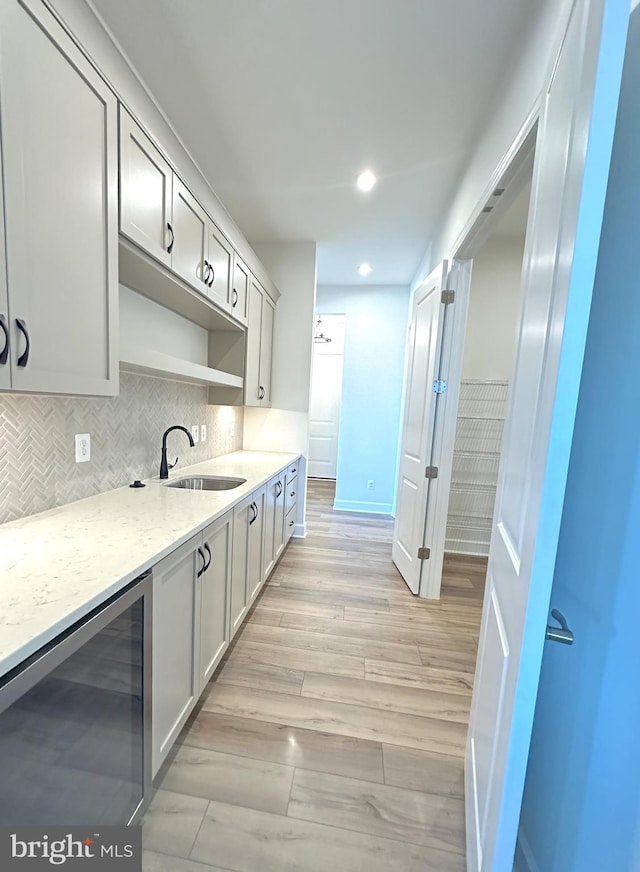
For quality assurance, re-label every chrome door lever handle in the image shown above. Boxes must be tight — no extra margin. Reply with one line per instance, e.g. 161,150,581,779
545,608,574,645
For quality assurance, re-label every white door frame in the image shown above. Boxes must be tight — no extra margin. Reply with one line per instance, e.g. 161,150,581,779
418,106,539,599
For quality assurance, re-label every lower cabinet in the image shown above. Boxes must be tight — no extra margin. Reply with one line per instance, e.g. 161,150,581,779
263,473,286,581
152,510,232,777
151,458,300,776
229,485,266,638
198,512,233,689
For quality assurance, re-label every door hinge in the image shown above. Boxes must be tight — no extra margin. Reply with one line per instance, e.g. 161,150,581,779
433,379,447,394
417,546,431,560
441,290,455,304
425,466,439,479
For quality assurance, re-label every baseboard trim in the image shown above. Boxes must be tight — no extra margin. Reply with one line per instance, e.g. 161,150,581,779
292,523,307,538
333,499,394,516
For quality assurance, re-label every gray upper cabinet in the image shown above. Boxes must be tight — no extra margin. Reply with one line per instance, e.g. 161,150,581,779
119,109,173,268
245,279,275,407
206,223,232,312
0,141,10,393
0,0,119,397
171,177,209,293
231,255,249,326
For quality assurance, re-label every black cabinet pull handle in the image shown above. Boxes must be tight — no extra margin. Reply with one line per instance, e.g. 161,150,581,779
232,288,238,307
167,222,174,254
0,315,8,365
258,385,265,400
16,319,30,367
275,481,282,497
197,546,206,578
208,266,215,288
203,260,211,284
249,501,257,525
289,520,294,527
203,542,212,572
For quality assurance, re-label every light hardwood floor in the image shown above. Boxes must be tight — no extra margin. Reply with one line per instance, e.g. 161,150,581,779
143,479,486,872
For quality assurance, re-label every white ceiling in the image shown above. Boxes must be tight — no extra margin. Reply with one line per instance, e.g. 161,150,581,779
89,0,541,286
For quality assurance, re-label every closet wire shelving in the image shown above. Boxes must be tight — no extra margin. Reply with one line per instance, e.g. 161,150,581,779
445,379,509,556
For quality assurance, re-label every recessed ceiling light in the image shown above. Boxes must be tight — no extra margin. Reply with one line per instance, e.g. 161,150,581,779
357,170,376,192
358,263,372,277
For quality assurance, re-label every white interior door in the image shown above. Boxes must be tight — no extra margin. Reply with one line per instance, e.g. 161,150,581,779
308,315,346,479
392,263,447,593
465,1,629,869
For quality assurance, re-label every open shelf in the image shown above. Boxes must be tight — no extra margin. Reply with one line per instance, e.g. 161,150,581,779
120,341,244,389
119,237,244,333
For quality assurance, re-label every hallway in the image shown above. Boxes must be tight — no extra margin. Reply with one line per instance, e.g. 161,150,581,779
143,479,485,871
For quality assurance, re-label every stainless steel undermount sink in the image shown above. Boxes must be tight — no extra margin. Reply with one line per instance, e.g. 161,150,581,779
165,475,247,491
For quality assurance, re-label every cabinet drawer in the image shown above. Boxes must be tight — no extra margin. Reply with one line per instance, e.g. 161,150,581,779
285,479,298,514
286,460,299,487
285,505,296,544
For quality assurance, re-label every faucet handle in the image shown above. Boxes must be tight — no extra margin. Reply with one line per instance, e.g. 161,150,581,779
168,456,179,471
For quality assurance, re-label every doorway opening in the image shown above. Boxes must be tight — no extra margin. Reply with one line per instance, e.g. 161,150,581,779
307,314,346,481
444,182,532,566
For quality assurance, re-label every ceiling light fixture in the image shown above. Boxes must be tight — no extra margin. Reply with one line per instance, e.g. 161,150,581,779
358,263,372,277
356,170,376,192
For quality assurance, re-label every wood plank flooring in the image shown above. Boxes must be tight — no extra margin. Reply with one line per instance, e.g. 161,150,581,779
143,479,486,871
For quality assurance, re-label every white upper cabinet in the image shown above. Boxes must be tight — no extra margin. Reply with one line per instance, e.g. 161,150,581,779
171,177,209,293
231,255,250,326
245,279,275,407
0,0,118,396
0,142,10,393
206,223,232,312
119,109,173,268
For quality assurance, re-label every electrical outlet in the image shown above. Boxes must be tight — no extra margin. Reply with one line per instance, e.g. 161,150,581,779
191,425,200,444
367,479,375,489
200,424,207,442
75,433,91,463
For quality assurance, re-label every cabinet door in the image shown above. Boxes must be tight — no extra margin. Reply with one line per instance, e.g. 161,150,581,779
0,0,118,396
198,511,232,692
285,505,296,545
206,222,232,311
171,177,208,293
245,279,263,407
0,139,10,392
119,108,173,267
152,535,200,776
274,474,286,563
230,495,252,638
263,476,278,582
231,255,249,326
248,485,267,603
259,295,275,407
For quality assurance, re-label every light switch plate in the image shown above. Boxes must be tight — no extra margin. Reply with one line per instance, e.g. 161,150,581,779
75,433,91,463
200,424,207,442
191,425,200,444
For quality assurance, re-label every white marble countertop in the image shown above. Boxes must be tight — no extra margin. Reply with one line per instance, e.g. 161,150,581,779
0,449,299,677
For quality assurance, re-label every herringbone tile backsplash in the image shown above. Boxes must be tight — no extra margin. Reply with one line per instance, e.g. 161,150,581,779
0,372,243,524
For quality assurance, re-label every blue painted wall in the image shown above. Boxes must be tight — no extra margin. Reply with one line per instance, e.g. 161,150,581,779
316,285,410,515
517,9,640,870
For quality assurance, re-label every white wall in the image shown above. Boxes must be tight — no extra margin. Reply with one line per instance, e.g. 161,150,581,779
412,0,573,287
244,242,317,535
316,284,410,515
462,234,525,381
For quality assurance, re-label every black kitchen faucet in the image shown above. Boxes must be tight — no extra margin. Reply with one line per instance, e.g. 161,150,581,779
160,425,195,479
